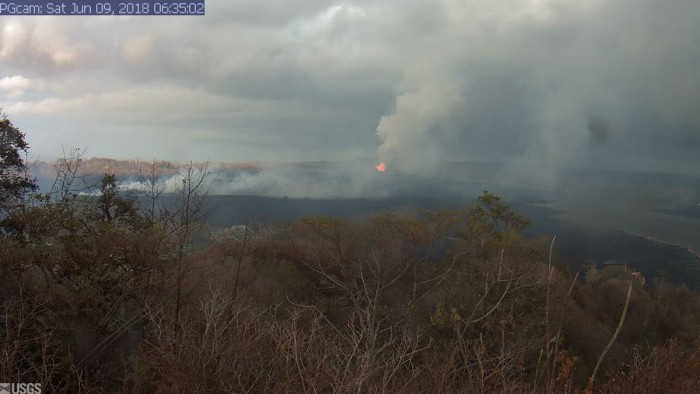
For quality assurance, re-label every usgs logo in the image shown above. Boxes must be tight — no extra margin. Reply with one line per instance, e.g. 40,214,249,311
0,383,41,394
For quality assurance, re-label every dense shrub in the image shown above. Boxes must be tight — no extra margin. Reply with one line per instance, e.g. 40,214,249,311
2,161,700,393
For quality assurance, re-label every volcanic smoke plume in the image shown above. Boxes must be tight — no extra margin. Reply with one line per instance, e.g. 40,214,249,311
372,0,700,187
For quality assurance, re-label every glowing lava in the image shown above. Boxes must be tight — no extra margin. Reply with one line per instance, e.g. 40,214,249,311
375,162,386,172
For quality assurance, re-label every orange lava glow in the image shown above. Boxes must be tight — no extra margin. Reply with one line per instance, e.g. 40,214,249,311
375,162,386,172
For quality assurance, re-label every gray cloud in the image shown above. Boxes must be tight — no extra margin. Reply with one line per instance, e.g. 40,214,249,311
371,0,700,188
1,0,699,197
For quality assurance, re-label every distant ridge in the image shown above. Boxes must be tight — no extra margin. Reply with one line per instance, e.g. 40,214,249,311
32,157,263,178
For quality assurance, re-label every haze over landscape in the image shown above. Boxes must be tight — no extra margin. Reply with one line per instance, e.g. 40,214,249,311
2,0,699,174
4,0,699,278
4,1,700,391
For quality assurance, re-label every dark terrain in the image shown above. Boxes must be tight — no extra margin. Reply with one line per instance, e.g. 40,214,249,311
34,159,700,288
203,193,700,289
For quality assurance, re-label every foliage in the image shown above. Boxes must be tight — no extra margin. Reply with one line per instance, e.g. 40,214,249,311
1,118,700,392
0,115,37,206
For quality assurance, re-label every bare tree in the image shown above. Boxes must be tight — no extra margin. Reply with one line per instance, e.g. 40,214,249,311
163,161,210,319
49,147,91,202
587,270,644,393
214,223,256,298
135,160,166,226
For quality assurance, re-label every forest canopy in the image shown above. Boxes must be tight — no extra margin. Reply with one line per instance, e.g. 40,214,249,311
1,117,700,393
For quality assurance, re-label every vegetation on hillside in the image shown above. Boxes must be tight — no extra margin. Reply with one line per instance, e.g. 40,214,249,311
2,114,700,393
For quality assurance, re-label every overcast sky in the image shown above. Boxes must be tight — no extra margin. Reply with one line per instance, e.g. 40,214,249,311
1,0,699,180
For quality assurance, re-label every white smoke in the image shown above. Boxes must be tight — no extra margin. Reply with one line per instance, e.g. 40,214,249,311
208,162,389,198
374,0,700,189
118,162,399,199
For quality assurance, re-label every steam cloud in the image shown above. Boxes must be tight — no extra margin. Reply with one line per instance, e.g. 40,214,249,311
116,162,399,199
374,0,700,187
206,163,389,198
3,0,700,200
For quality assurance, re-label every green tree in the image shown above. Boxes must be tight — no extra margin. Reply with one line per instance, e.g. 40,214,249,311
97,173,140,227
0,114,38,209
